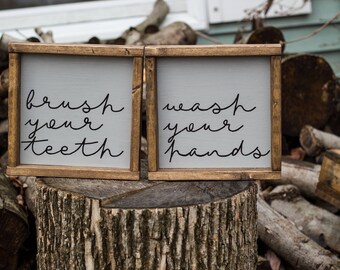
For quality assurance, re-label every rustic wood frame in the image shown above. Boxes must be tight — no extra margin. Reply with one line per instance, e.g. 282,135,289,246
316,149,340,208
145,45,282,181
7,43,143,180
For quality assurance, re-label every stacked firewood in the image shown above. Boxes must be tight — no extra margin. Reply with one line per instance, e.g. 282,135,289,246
244,25,340,269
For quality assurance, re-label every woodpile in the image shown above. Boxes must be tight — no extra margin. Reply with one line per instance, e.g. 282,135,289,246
243,21,340,270
0,1,340,269
230,12,340,268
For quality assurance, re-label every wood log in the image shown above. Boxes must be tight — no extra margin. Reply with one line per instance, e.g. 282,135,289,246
273,157,339,209
246,26,285,52
300,125,340,157
36,177,257,269
0,98,7,120
266,184,340,253
18,176,37,216
0,152,7,173
0,50,8,73
316,149,340,208
325,83,340,136
136,21,197,45
282,55,337,136
279,157,320,199
35,27,54,43
0,68,8,98
109,0,169,45
0,119,8,157
0,34,22,52
257,197,340,270
0,173,29,270
0,119,8,134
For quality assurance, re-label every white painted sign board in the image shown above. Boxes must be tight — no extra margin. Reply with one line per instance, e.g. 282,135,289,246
20,54,132,168
146,45,282,181
157,57,271,168
7,43,143,180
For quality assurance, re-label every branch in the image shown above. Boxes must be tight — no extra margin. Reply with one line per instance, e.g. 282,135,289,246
35,27,54,43
195,31,224,44
283,12,340,44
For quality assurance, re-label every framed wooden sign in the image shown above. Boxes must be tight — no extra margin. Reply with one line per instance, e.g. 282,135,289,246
146,45,282,180
7,43,143,180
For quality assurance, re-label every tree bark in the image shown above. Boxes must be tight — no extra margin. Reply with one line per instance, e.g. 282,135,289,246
0,173,29,270
257,197,340,270
36,178,257,270
300,125,340,157
266,185,340,253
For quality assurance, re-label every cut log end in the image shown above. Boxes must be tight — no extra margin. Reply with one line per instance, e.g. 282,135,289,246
300,125,323,156
282,55,336,136
300,125,340,157
246,26,285,52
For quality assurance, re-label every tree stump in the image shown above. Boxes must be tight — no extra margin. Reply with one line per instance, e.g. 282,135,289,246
281,54,337,137
36,177,257,270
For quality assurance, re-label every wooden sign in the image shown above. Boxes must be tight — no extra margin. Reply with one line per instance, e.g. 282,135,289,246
146,45,282,180
7,43,143,180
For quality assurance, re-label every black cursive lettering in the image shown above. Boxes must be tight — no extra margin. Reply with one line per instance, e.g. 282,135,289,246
21,136,124,158
26,89,124,115
164,119,243,143
25,117,103,139
164,139,270,163
162,94,256,116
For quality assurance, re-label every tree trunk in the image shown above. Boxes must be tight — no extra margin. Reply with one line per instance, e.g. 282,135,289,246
257,197,340,270
36,178,257,270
